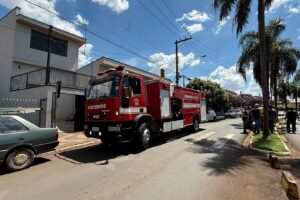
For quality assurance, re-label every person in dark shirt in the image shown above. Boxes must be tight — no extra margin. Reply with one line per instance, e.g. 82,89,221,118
242,106,249,134
268,105,277,133
251,105,260,134
286,108,299,133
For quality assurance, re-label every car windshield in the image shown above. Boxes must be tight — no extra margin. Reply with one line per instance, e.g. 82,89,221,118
88,74,120,99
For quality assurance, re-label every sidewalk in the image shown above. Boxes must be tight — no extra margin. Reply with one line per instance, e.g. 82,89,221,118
57,131,100,151
277,123,300,195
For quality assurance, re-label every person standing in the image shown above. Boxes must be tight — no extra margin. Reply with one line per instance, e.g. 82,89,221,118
286,108,299,133
242,107,249,134
251,105,261,134
268,105,277,133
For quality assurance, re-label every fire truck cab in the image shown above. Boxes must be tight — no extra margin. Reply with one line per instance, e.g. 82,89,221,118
84,66,206,150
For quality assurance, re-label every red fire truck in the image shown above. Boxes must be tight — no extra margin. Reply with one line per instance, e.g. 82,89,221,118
84,66,206,150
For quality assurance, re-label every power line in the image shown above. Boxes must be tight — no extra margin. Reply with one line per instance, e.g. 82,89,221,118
136,0,179,38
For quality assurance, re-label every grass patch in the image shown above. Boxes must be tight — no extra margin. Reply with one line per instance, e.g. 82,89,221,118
252,132,288,152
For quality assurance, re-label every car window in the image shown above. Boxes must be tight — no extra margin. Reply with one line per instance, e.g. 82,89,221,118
0,117,28,134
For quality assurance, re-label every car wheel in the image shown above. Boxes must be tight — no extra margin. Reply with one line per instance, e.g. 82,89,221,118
5,148,35,172
137,123,151,150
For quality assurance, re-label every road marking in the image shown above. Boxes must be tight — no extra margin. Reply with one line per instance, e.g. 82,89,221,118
212,133,235,149
185,131,216,143
194,131,216,140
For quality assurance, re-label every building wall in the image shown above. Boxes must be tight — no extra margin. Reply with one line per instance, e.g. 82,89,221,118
13,21,81,71
56,93,75,120
0,8,17,97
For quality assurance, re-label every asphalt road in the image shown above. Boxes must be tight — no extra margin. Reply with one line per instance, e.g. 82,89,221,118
284,122,300,151
0,118,288,200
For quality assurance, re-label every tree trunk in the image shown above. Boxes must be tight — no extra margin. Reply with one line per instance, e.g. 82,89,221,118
274,76,278,111
295,96,298,111
258,0,269,138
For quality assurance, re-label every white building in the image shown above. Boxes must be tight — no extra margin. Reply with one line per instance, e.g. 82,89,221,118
78,56,170,82
0,7,89,130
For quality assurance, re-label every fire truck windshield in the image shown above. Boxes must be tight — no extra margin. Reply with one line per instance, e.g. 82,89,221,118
88,75,120,99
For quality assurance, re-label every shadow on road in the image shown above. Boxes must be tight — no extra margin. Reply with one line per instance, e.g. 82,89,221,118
56,127,205,165
0,157,50,175
186,137,254,176
230,123,244,130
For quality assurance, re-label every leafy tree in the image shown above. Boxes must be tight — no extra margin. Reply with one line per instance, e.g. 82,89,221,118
186,79,229,108
212,0,275,137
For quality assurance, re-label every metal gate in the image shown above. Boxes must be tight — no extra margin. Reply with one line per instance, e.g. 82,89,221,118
0,97,43,126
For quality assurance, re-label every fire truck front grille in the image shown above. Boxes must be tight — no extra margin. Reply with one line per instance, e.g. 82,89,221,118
87,112,108,120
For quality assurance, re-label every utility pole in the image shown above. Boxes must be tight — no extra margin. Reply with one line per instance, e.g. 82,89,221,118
46,25,53,85
175,36,192,85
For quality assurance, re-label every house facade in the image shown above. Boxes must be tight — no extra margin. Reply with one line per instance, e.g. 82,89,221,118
78,56,171,83
0,7,89,130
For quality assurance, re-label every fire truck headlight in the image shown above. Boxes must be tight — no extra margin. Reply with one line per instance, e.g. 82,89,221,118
108,126,121,132
116,111,119,116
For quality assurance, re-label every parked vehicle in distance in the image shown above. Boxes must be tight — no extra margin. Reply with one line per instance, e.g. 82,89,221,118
278,110,286,117
206,109,217,121
225,109,241,118
0,116,59,171
235,109,242,117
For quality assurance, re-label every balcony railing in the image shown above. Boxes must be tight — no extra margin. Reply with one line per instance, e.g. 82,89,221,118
10,67,94,91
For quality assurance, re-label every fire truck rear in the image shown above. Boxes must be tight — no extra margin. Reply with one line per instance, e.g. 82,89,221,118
84,66,206,150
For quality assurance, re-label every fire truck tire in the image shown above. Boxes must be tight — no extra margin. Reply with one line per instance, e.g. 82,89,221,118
137,123,151,150
192,118,199,132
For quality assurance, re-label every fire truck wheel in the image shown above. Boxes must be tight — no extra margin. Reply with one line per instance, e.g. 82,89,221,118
192,118,199,132
137,123,151,150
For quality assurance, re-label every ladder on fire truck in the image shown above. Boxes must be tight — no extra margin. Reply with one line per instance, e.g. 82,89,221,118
0,107,41,115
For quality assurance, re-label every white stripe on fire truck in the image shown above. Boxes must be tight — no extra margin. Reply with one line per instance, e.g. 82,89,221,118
182,103,200,108
119,107,147,114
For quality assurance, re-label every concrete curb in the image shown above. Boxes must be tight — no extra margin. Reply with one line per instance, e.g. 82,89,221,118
281,171,299,199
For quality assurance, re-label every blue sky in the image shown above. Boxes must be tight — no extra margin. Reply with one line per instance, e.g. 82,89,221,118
0,0,299,95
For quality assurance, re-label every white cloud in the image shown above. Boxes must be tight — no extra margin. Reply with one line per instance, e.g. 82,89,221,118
213,16,230,35
268,0,292,12
176,10,211,22
207,65,261,95
91,0,129,14
0,0,83,36
245,70,262,96
176,10,210,35
288,5,300,14
148,52,200,76
74,14,89,26
185,23,204,34
78,43,93,68
208,65,246,93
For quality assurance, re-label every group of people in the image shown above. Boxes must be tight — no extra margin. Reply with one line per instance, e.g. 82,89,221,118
241,105,299,134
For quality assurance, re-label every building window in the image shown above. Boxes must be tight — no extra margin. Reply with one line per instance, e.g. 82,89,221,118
30,29,68,57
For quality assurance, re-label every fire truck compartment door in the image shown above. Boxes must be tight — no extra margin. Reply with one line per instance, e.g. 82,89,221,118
200,100,207,122
160,89,170,118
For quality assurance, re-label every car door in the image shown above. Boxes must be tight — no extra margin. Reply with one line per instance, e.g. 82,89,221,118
0,116,30,159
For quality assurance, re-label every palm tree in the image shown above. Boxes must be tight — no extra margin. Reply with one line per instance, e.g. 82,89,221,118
212,0,272,137
237,18,300,111
290,82,299,111
294,70,300,82
278,80,292,110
